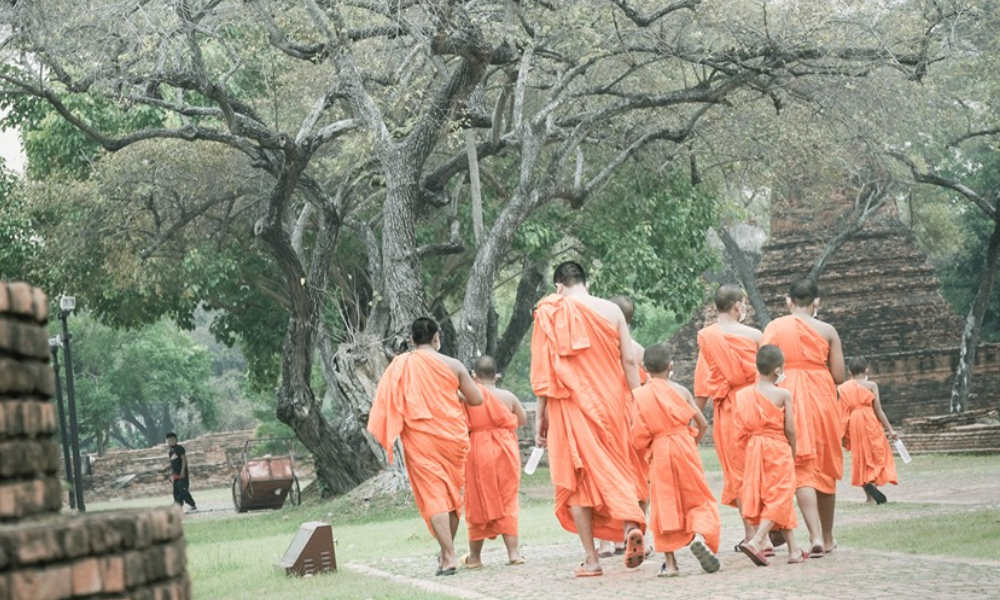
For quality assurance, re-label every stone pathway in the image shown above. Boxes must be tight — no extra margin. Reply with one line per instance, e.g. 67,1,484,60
354,541,1000,600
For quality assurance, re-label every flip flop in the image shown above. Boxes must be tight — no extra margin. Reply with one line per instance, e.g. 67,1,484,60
734,539,749,553
435,566,457,576
624,529,646,569
574,564,603,578
864,483,888,505
690,538,721,573
460,554,482,570
809,545,826,559
788,549,810,564
508,558,525,566
824,541,839,554
657,563,679,578
769,530,787,548
762,548,776,557
738,544,770,567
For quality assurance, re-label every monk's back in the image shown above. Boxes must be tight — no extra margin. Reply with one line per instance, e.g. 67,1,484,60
396,351,467,440
763,315,830,367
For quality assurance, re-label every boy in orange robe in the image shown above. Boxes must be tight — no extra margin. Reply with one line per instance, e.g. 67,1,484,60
761,277,845,556
840,357,898,505
631,344,721,578
693,284,761,547
734,345,807,566
368,318,483,576
461,355,528,568
532,261,647,578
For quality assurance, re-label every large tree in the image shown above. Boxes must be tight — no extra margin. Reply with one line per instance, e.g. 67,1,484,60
0,0,956,494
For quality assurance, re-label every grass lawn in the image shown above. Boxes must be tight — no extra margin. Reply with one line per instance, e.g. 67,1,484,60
836,507,1000,560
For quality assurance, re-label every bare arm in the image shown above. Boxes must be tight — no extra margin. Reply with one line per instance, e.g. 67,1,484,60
181,454,189,479
828,329,847,384
618,315,641,391
535,396,548,448
871,384,897,440
510,395,528,428
457,368,483,406
783,392,797,458
685,392,709,444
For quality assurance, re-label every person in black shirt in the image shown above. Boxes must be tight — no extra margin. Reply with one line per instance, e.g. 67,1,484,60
166,432,197,513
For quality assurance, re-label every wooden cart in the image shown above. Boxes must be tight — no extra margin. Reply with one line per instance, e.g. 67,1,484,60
231,439,302,513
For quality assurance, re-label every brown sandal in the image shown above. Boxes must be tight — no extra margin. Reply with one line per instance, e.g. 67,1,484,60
624,529,646,569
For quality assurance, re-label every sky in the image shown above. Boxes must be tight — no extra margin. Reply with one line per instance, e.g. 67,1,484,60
0,108,26,174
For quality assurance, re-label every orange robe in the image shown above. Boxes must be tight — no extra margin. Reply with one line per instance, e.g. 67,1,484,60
531,295,646,540
368,350,470,531
631,380,720,553
694,325,758,507
628,359,651,504
840,380,898,488
734,387,797,530
762,316,842,494
464,385,521,541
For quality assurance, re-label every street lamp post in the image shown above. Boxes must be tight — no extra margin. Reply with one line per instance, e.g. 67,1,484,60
48,336,76,510
59,295,86,512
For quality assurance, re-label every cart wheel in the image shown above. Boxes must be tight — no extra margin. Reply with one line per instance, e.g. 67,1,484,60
288,476,302,507
232,476,248,513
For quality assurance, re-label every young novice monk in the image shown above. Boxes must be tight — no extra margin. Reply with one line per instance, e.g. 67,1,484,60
631,344,721,577
462,356,529,568
840,357,898,505
734,345,807,566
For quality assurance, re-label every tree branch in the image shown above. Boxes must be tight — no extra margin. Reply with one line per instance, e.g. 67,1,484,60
888,150,996,219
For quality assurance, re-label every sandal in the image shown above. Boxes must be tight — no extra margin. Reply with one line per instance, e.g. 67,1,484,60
864,483,887,505
809,545,826,559
435,566,457,576
657,562,679,578
690,538,721,574
738,543,769,567
508,558,525,566
460,553,482,570
574,563,603,578
624,529,646,569
788,549,810,564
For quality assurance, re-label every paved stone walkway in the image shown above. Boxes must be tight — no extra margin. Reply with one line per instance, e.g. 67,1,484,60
353,541,1000,600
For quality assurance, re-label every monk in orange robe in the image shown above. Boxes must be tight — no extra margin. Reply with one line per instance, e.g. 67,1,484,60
461,355,528,568
693,284,760,546
840,357,898,505
761,277,845,556
734,345,807,566
598,295,650,558
368,317,483,576
631,344,721,577
532,261,647,577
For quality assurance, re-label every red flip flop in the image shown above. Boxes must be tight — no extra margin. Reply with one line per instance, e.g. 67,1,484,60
738,543,770,567
624,529,646,569
788,549,810,564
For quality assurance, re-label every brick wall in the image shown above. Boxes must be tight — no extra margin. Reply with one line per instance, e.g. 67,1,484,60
0,282,192,600
901,408,1000,454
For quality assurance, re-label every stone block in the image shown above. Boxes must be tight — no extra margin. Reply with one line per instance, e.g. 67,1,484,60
59,520,90,559
15,527,62,565
71,558,102,596
87,516,125,554
0,285,8,313
31,288,48,323
5,284,34,319
124,550,149,587
0,360,34,395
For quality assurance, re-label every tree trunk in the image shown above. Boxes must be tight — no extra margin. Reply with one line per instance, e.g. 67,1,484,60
495,254,548,372
950,216,1000,413
719,227,770,326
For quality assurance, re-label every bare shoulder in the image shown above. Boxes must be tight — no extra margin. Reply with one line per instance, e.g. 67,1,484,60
437,354,468,378
737,324,763,342
669,380,694,401
812,318,840,342
860,379,878,393
580,295,625,325
494,387,520,405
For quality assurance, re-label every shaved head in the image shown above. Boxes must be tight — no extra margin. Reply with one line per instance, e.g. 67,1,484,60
553,261,587,286
788,277,819,307
714,284,745,312
756,344,785,375
848,356,869,375
609,295,635,325
643,344,672,374
411,317,440,345
473,355,497,379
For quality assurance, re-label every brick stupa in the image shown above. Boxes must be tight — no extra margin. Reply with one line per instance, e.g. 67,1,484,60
668,194,1000,423
0,283,191,600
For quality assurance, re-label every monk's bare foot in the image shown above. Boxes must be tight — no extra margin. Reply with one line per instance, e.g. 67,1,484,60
508,552,525,566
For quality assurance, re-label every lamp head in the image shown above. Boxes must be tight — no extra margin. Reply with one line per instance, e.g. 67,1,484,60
60,295,76,312
48,336,62,349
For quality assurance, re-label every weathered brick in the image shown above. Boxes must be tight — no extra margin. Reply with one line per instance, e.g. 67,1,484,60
0,360,33,395
72,558,102,596
145,546,167,582
0,284,9,313
11,565,71,600
100,556,125,593
0,483,17,519
15,527,62,565
5,284,34,319
0,574,8,600
88,517,124,554
124,550,148,587
59,520,89,559
31,288,48,323
37,403,56,436
32,363,55,399
163,541,186,578
0,441,60,478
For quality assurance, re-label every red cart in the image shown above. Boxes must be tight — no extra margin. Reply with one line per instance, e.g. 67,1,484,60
232,439,302,513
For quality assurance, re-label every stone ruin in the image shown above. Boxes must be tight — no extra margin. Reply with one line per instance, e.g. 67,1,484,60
0,282,191,600
668,193,1000,426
